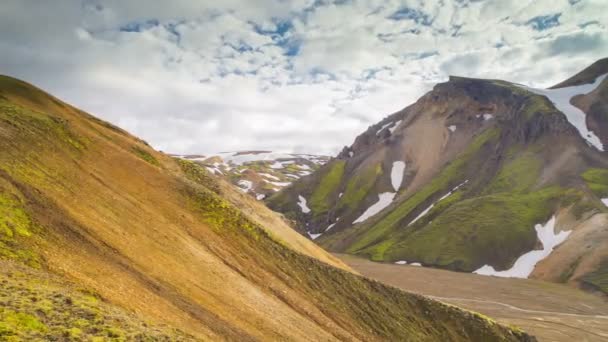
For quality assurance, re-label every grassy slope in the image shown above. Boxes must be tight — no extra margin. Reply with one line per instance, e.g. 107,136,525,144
0,75,532,341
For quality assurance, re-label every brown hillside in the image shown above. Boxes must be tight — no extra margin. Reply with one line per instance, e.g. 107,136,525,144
0,75,533,341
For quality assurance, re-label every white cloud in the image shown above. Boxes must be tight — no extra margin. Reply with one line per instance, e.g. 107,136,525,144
1,0,607,155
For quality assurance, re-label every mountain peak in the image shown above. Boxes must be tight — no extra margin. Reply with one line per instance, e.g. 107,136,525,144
551,57,608,89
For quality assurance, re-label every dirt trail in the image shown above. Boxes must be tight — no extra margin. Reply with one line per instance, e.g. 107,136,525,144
337,254,608,342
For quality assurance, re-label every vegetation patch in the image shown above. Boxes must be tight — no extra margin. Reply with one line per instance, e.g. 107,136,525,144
0,100,86,153
338,163,382,211
0,178,40,268
309,160,345,216
581,168,608,197
485,152,542,193
0,261,194,341
381,187,569,270
176,159,220,193
131,146,160,167
345,128,499,255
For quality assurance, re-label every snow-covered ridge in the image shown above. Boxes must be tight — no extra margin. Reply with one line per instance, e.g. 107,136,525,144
174,151,328,200
474,216,571,278
520,73,608,151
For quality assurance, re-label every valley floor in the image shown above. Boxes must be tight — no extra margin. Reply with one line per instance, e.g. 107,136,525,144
337,254,608,342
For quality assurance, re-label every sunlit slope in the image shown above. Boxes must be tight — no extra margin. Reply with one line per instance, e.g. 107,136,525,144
0,75,532,341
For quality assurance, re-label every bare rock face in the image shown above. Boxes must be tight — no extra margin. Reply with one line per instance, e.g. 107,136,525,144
269,59,608,295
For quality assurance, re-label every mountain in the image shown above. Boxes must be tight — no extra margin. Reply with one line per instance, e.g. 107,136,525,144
173,151,328,200
0,75,533,341
267,58,608,295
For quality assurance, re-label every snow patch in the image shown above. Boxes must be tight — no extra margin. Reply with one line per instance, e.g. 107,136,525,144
237,180,253,193
376,122,393,135
602,198,608,206
474,216,571,278
410,263,422,267
395,261,407,265
258,173,280,181
408,181,468,226
353,192,396,223
269,161,284,169
349,151,354,157
206,167,222,175
325,223,336,231
307,232,322,240
268,181,291,187
297,195,311,214
483,113,493,120
521,73,608,151
256,194,266,200
389,120,402,134
391,161,406,191
338,192,343,198
448,125,457,132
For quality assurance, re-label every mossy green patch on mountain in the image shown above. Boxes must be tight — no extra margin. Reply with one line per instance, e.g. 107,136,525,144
380,187,571,270
132,146,160,167
338,163,383,211
176,159,220,193
309,160,345,216
582,168,608,197
485,152,542,193
0,178,40,268
0,100,87,153
345,128,499,255
0,261,193,341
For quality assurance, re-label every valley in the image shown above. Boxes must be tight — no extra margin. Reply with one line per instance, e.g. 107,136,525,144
339,254,608,342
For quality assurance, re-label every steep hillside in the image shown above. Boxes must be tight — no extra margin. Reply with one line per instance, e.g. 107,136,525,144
268,59,608,294
0,75,532,340
174,151,327,200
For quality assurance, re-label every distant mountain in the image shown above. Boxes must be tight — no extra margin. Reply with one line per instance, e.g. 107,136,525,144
268,58,608,295
0,75,533,340
174,151,328,200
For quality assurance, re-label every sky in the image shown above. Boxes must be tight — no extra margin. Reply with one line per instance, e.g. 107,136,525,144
1,0,607,155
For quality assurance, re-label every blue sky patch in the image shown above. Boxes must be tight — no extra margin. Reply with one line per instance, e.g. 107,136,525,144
526,13,561,31
119,19,160,33
388,7,433,26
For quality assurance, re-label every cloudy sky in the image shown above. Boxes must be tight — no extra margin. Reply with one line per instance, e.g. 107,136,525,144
2,0,607,155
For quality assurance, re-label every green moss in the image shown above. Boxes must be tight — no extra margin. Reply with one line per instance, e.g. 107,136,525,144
309,160,345,215
485,152,542,193
132,146,160,167
380,187,568,270
338,163,382,211
0,261,194,340
185,186,262,239
0,100,87,153
345,129,500,255
581,168,608,197
0,180,40,268
176,159,220,193
0,310,47,335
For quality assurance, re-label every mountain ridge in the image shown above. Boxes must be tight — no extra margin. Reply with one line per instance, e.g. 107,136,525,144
268,58,608,295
